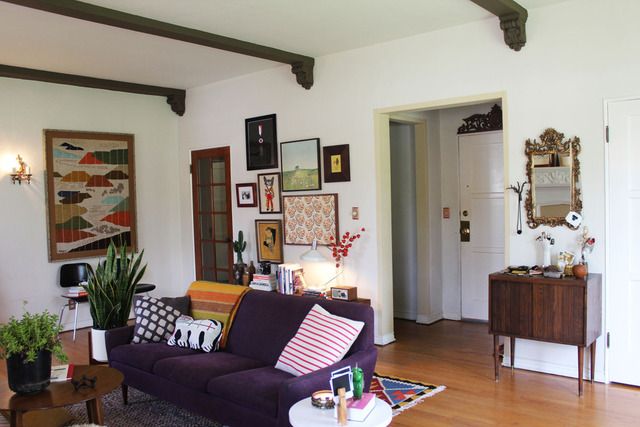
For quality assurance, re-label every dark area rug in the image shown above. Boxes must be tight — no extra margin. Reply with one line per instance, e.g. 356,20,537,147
64,387,222,426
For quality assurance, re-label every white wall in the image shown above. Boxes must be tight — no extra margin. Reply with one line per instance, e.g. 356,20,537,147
177,0,640,380
0,78,182,330
390,122,417,320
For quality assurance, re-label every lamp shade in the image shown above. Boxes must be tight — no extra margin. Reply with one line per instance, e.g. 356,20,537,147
300,239,328,263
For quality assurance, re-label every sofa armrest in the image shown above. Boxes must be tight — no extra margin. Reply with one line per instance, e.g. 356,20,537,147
105,325,134,358
276,347,378,427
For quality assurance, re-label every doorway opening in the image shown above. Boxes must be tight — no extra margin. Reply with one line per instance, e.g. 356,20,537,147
377,93,508,345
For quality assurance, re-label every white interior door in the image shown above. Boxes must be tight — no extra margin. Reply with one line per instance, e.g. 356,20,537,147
459,131,504,321
608,99,640,386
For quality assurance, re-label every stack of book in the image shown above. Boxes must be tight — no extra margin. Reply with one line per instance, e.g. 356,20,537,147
64,286,88,297
277,264,306,295
249,273,277,291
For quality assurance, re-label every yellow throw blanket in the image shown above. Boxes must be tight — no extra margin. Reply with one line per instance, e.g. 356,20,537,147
186,281,251,349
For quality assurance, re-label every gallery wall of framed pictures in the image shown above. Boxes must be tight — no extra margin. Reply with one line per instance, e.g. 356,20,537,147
235,113,355,265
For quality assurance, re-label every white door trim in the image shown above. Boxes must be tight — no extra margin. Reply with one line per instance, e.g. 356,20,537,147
372,91,509,345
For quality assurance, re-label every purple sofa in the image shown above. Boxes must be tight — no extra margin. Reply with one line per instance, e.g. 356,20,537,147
106,290,377,427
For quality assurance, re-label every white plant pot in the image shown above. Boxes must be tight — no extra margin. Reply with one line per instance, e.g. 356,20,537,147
91,328,109,362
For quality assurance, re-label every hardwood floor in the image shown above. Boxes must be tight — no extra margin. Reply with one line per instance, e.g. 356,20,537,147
1,321,639,426
379,319,640,426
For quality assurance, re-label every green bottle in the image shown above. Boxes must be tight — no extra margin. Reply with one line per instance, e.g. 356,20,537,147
352,366,363,400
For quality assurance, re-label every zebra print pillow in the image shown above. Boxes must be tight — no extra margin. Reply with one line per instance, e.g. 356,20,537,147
167,316,224,353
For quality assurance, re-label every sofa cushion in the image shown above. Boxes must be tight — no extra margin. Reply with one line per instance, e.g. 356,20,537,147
274,304,364,376
167,316,223,352
132,296,183,344
207,366,294,417
109,342,199,373
153,351,266,392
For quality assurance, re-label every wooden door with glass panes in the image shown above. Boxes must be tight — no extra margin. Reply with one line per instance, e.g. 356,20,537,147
191,147,233,282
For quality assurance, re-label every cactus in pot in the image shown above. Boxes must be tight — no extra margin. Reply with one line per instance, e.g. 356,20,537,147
233,230,247,265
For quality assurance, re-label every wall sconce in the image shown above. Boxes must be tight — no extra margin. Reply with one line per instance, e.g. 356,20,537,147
10,155,32,185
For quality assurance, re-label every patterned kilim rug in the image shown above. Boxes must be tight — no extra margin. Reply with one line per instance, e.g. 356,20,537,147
2,374,444,426
371,372,446,416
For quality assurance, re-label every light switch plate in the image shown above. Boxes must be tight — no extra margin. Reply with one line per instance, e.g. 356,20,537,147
351,207,359,220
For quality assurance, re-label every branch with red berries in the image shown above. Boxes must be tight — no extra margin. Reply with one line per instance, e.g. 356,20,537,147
329,227,366,268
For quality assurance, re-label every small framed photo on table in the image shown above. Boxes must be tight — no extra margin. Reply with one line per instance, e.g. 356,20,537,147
245,114,278,170
236,183,257,207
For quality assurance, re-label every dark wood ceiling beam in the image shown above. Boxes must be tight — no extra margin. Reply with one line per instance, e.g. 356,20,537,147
469,0,528,51
1,0,314,89
0,64,186,116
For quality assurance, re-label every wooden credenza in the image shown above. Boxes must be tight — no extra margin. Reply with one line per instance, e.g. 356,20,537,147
488,272,602,395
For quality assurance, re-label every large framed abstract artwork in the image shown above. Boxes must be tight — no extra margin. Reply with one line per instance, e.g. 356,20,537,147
44,130,137,261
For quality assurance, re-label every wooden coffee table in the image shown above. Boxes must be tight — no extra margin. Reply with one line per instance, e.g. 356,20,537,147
0,365,123,427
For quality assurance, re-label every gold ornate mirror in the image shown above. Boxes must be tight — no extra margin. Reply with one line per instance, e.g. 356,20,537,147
525,128,582,229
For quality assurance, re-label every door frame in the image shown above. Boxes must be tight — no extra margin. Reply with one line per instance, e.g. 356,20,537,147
372,91,509,345
603,95,640,383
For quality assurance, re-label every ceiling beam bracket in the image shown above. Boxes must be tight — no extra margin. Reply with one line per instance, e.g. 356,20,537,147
291,60,314,90
0,64,186,116
469,0,528,51
499,12,527,51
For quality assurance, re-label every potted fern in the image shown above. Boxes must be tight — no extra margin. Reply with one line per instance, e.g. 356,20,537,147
0,310,67,394
83,240,146,361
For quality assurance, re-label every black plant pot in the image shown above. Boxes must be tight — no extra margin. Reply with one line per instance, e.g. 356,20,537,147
6,350,52,394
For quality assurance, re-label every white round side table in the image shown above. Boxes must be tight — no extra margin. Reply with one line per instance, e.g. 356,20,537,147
289,397,392,427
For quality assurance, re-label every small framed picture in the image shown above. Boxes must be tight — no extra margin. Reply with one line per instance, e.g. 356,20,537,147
323,144,350,182
257,172,282,213
245,114,278,170
281,138,321,192
255,219,284,263
236,183,257,207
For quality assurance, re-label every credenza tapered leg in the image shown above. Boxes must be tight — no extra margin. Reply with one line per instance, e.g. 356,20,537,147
578,346,584,396
494,335,500,381
510,336,516,370
590,342,596,383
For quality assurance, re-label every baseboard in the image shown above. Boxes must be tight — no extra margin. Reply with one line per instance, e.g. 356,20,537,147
504,355,605,383
416,312,443,324
375,333,396,346
443,312,461,321
394,310,417,321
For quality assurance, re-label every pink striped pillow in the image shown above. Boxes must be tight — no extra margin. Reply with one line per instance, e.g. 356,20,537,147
275,304,364,376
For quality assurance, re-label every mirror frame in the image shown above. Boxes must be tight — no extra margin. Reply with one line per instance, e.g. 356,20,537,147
524,128,582,229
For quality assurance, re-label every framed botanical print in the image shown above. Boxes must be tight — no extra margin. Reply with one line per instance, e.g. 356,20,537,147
44,129,137,261
323,144,350,182
245,114,278,170
255,219,284,263
236,183,257,207
283,194,338,245
257,172,282,213
280,138,321,192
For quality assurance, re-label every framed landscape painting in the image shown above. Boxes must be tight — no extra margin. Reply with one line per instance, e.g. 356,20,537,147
45,130,137,261
257,172,282,213
283,194,338,245
281,138,321,192
245,114,278,170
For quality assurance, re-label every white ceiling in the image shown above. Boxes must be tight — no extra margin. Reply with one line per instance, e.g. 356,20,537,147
0,0,570,89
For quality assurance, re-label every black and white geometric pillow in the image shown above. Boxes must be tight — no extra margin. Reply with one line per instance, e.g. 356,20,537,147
131,296,182,344
167,317,224,353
